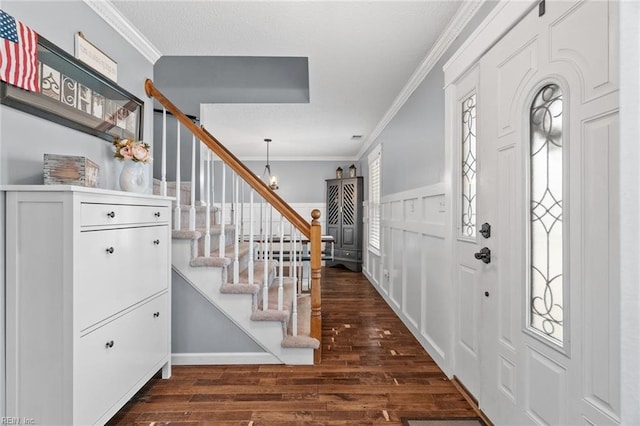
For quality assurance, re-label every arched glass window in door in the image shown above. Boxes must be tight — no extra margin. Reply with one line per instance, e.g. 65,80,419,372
529,83,564,344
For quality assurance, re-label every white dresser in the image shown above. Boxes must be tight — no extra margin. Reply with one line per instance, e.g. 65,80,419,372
4,186,172,425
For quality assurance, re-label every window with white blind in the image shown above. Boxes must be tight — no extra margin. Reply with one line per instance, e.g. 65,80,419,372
368,145,381,252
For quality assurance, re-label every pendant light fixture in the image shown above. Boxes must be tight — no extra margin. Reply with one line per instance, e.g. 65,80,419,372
263,138,278,190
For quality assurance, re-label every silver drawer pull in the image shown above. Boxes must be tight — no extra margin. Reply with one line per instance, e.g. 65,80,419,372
106,247,114,254
154,211,161,218
153,312,160,318
105,340,114,348
107,211,115,218
153,239,160,245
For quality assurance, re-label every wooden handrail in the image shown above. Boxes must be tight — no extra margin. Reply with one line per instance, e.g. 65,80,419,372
145,79,312,239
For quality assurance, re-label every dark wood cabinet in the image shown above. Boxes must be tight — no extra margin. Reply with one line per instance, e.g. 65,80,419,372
325,177,363,272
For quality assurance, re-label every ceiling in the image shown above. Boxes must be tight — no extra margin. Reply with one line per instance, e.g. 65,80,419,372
109,1,466,160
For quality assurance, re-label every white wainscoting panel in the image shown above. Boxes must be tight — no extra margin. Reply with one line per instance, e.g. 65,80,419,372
363,183,451,372
404,231,422,329
381,227,392,295
422,234,448,362
390,228,404,309
362,200,381,286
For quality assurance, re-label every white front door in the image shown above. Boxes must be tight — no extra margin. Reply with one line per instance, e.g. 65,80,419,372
453,1,620,424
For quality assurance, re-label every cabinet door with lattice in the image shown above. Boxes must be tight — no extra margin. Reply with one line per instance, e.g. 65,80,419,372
325,177,363,272
326,179,341,248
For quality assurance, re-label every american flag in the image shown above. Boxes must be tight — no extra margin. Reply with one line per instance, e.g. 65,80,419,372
0,9,39,92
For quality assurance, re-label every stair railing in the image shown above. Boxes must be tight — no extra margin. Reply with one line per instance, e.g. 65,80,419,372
146,79,322,363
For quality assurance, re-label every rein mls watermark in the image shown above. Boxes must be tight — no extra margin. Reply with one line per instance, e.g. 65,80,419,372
1,418,35,425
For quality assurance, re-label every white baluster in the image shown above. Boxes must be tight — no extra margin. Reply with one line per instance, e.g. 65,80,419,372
278,214,284,311
292,227,298,336
189,135,196,231
203,149,211,257
248,189,254,284
262,198,268,310
160,108,167,196
240,183,245,240
199,143,206,205
231,174,236,226
233,173,240,284
288,222,294,278
174,123,181,230
210,153,216,227
219,163,226,257
269,206,274,262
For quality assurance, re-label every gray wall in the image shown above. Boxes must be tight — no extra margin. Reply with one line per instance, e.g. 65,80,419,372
0,1,155,190
360,1,498,197
172,271,263,353
363,63,448,196
241,160,360,203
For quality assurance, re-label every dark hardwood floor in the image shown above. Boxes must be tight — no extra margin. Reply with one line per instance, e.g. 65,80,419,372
108,266,478,425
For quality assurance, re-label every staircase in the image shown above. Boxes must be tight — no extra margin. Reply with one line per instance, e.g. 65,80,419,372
146,79,323,365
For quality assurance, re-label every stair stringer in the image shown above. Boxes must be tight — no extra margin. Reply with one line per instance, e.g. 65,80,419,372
171,238,314,365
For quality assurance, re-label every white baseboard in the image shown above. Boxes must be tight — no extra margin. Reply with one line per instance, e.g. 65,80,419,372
172,352,281,365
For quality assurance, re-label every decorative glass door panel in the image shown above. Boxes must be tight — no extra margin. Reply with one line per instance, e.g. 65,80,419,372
461,94,477,238
529,83,564,345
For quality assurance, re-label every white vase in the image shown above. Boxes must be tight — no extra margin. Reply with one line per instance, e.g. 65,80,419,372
119,159,148,193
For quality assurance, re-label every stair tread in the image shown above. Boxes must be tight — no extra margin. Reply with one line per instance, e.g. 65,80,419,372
254,279,296,314
174,204,220,211
219,282,261,294
212,241,252,258
172,229,202,240
190,256,231,268
282,294,318,349
172,224,236,237
191,224,235,235
231,260,277,286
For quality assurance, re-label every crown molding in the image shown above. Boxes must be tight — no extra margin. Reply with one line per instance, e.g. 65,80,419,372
356,0,486,160
83,0,162,64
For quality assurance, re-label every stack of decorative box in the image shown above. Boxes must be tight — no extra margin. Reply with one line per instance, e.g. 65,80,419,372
43,154,99,187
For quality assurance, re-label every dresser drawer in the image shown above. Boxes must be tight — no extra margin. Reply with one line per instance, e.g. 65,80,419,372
334,249,361,260
81,202,169,227
75,293,169,425
76,225,169,330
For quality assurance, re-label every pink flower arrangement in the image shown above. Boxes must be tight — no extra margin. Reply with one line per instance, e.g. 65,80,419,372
113,138,151,163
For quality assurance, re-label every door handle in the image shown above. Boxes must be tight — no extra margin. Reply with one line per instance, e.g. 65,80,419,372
474,247,491,264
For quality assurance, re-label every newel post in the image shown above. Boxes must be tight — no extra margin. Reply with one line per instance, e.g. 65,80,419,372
310,209,322,364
